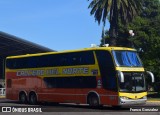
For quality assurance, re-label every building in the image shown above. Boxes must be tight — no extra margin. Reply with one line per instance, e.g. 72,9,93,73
0,31,54,87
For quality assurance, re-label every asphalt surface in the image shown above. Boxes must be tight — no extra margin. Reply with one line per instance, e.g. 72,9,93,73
0,98,160,115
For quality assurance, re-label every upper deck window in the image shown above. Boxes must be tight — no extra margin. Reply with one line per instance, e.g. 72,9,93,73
6,51,95,69
112,50,143,67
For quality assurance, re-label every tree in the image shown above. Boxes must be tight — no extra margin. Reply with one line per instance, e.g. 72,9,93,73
125,0,160,81
88,0,143,46
128,0,160,85
101,0,160,86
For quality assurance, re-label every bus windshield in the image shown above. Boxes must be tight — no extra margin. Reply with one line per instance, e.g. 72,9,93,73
119,73,146,92
112,50,143,67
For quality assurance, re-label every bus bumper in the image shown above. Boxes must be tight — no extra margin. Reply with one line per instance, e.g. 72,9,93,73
119,97,147,105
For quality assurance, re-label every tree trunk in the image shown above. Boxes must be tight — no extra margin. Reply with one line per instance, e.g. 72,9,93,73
109,28,117,46
109,0,118,46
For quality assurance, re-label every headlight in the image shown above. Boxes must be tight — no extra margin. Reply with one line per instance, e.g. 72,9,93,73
120,96,129,100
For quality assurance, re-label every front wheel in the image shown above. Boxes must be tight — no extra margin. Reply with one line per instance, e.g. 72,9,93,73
88,94,100,107
29,93,37,105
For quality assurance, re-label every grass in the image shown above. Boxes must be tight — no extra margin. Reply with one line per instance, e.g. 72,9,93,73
147,98,160,101
147,91,160,101
147,92,160,97
148,92,158,95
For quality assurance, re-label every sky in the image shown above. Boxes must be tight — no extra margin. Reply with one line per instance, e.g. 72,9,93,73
0,0,109,51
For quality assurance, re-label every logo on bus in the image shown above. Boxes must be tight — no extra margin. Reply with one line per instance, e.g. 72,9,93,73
91,69,98,75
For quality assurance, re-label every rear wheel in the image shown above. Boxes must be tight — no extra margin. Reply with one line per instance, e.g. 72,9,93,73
29,93,37,105
88,94,100,107
19,93,27,104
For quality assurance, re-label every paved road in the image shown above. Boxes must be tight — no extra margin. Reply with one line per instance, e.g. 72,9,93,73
0,98,160,115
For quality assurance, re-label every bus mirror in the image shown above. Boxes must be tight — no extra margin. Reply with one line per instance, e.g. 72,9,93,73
137,48,144,53
146,71,155,83
117,71,124,83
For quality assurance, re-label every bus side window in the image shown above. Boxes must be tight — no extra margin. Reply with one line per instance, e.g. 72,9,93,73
6,59,14,69
43,78,57,88
71,51,95,65
12,59,18,69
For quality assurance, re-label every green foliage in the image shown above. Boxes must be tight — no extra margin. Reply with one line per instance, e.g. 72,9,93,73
128,0,160,83
101,0,160,84
88,0,143,26
88,0,143,45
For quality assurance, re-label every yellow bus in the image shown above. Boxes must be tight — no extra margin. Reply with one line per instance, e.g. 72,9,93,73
5,46,154,106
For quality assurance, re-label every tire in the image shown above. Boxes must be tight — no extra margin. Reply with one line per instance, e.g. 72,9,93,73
19,93,27,104
88,94,100,107
29,93,37,105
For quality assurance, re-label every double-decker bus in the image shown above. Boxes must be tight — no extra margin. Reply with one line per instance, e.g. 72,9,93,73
5,46,154,106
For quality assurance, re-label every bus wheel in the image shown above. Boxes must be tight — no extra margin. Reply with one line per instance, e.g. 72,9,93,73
19,92,27,104
88,94,99,107
29,92,37,105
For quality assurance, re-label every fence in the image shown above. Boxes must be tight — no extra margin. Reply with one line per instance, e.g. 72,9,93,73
0,88,5,96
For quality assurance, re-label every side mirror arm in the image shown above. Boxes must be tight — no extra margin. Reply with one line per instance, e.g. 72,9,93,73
146,71,154,83
117,71,124,83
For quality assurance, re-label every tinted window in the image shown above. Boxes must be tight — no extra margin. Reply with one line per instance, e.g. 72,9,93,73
6,51,95,69
43,76,97,88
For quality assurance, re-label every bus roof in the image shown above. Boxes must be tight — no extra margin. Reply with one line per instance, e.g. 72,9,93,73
6,46,136,59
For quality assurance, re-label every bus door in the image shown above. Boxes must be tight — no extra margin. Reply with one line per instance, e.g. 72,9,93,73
95,50,119,105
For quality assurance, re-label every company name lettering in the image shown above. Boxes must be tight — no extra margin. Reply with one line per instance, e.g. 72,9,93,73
62,68,88,74
16,67,89,77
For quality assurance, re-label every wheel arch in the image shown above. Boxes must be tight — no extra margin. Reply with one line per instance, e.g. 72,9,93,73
19,90,27,101
29,90,38,100
86,91,101,105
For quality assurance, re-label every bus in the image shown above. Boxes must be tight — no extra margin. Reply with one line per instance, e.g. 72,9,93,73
5,46,154,107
